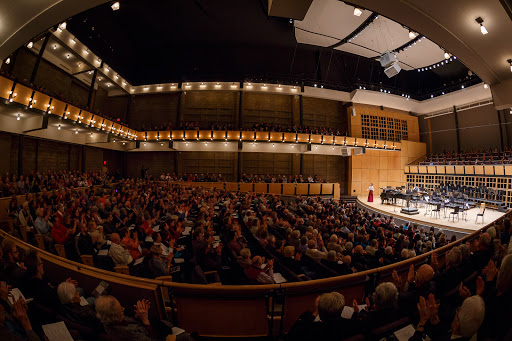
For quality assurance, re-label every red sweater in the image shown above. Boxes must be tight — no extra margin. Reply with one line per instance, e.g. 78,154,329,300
51,222,71,244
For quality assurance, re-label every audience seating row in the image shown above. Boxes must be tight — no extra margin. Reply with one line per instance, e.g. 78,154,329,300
1,204,502,337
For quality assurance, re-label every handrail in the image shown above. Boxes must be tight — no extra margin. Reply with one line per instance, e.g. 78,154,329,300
407,153,427,165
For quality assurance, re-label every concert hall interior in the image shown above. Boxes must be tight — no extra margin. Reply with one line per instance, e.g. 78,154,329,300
1,0,512,340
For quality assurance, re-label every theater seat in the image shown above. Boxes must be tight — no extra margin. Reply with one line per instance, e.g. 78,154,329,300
114,265,130,275
55,244,67,258
34,234,46,251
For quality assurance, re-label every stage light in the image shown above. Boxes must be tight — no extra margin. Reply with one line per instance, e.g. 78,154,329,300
111,2,120,11
444,52,450,59
353,8,362,16
484,83,489,89
58,22,67,30
27,42,33,49
476,17,488,35
409,31,417,39
5,58,10,64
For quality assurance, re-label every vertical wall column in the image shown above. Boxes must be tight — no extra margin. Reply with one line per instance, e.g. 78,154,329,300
235,91,242,130
292,94,301,127
177,90,184,123
87,69,98,109
497,109,505,149
17,136,24,176
453,106,460,153
29,33,50,84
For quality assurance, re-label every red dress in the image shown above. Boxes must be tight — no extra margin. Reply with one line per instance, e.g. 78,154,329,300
368,187,374,202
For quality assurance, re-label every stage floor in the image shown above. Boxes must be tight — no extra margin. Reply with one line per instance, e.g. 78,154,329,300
357,196,506,234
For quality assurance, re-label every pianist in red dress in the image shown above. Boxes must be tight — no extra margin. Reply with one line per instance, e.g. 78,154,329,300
367,183,374,202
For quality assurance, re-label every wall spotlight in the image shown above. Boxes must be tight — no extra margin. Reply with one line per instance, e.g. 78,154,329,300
508,59,512,72
444,52,450,59
75,129,78,134
17,114,20,120
476,17,488,35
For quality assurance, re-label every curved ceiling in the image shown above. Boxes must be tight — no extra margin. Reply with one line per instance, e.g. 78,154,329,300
0,0,108,59
345,0,512,108
2,0,506,103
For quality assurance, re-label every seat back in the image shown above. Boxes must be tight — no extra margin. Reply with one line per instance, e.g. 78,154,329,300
80,255,94,267
19,225,28,242
114,265,130,275
55,244,67,258
34,234,46,251
480,203,485,214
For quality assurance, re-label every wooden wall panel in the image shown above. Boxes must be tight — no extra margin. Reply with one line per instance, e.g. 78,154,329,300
181,91,237,129
241,93,292,129
302,97,346,131
181,152,235,181
242,153,293,178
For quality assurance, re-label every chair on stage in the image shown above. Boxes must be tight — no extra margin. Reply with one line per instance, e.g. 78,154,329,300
475,203,486,224
449,206,460,222
431,204,441,219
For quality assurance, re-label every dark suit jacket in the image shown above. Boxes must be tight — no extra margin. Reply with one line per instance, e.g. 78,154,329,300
288,311,361,341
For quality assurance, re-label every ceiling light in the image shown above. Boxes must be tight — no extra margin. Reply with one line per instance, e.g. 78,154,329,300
444,52,450,59
483,83,489,89
111,2,120,11
5,58,10,64
476,17,488,35
353,7,362,16
409,31,417,39
58,22,67,30
27,42,33,49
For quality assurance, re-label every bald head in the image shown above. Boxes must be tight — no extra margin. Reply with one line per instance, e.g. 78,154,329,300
111,233,121,244
415,264,434,287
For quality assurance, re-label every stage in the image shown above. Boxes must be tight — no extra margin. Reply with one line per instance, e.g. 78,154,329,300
357,196,507,235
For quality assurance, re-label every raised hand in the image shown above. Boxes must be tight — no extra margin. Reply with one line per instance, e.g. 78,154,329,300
476,276,485,296
417,296,429,325
407,265,415,284
483,260,498,282
134,299,151,325
392,270,402,287
458,282,471,299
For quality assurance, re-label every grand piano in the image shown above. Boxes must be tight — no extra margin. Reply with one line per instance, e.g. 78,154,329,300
380,187,419,215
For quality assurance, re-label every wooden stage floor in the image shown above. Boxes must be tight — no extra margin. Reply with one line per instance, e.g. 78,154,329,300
357,196,506,234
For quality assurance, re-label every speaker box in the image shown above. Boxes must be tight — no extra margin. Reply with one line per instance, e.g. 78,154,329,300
340,147,351,156
379,51,397,67
353,147,366,155
384,62,401,78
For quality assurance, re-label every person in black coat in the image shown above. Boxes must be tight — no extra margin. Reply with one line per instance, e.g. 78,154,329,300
288,292,361,341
